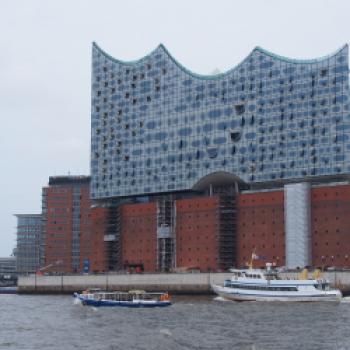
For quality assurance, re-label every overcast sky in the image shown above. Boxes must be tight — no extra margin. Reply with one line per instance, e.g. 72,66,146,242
0,0,349,257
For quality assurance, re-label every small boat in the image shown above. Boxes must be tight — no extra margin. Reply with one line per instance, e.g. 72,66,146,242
74,289,171,307
212,264,342,302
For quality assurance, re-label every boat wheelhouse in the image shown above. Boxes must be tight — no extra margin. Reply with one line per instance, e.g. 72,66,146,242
212,266,342,302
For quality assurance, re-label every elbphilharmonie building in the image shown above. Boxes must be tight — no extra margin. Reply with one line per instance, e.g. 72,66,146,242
89,43,350,272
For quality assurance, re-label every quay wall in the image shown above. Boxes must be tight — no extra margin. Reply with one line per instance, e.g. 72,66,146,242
18,273,233,294
18,272,350,294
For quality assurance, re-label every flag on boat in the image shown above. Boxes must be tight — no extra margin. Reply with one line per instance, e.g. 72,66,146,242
252,253,259,260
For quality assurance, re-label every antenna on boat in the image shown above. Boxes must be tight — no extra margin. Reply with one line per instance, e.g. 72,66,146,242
249,250,258,270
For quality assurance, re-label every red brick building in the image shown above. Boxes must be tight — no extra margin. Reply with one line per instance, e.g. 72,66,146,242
121,202,157,272
311,185,350,268
41,176,350,273
42,176,91,273
176,196,220,271
237,190,285,268
88,206,109,273
237,184,350,269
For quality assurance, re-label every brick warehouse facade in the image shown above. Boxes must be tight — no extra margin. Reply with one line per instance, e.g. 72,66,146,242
311,184,350,268
237,183,350,269
237,190,285,268
121,202,157,272
176,196,220,271
89,206,109,272
104,183,350,272
39,179,350,273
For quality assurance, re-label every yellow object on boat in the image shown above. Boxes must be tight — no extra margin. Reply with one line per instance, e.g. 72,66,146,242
299,268,308,280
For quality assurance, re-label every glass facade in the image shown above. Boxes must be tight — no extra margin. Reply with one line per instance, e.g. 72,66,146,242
15,214,42,274
91,43,350,200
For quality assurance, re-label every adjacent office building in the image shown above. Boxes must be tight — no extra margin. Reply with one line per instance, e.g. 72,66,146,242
0,257,16,276
15,214,42,274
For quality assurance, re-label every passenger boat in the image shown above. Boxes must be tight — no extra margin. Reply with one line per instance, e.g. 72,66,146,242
74,289,171,307
212,264,342,302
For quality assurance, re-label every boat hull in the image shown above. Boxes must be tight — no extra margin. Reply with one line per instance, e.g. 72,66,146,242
212,285,342,302
0,286,17,294
74,293,171,308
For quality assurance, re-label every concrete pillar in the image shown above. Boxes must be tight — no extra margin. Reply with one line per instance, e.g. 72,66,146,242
284,182,311,269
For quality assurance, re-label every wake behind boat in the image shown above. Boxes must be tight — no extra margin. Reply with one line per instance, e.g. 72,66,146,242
74,289,171,307
212,264,342,302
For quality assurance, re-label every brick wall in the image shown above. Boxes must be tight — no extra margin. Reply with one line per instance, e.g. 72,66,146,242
176,196,220,272
45,187,73,272
311,185,350,268
237,190,285,268
89,206,109,273
121,202,157,272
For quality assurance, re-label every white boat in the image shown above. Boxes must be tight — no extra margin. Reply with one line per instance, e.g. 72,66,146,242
74,289,171,308
212,265,342,302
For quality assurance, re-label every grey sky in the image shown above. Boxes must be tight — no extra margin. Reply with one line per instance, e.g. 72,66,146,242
0,0,349,256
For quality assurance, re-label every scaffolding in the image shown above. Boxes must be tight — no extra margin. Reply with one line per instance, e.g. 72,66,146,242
213,186,237,270
156,196,176,271
104,205,122,271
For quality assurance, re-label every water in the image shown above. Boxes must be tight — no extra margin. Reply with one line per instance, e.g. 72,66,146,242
1,294,350,350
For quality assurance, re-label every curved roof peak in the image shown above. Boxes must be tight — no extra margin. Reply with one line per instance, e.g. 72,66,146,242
93,42,348,80
254,44,348,64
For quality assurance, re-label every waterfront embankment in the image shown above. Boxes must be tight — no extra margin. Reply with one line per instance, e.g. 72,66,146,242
18,273,232,294
17,271,350,294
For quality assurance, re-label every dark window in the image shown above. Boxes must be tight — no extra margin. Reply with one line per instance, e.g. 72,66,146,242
320,68,328,77
230,131,242,142
235,104,245,115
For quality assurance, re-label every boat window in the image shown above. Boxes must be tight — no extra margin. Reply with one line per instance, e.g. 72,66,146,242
322,283,330,291
228,283,298,292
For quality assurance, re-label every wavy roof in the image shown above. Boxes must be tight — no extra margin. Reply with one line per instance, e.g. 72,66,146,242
93,42,348,80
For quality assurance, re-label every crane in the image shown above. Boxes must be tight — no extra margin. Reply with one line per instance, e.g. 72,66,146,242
36,260,63,275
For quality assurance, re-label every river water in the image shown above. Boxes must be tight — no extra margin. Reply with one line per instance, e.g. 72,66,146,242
1,294,350,350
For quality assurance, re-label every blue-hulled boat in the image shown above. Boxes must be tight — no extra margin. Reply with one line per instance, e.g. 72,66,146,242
74,289,171,307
